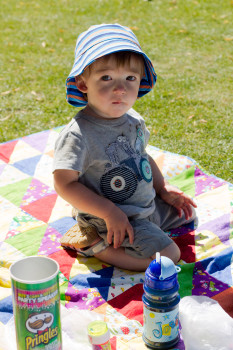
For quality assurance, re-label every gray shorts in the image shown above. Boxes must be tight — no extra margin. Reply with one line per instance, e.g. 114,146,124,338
76,196,196,259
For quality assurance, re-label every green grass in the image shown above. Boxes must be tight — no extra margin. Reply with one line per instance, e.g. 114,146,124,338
0,0,232,182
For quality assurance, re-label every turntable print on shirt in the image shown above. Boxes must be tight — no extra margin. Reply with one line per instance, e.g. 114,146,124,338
100,127,152,203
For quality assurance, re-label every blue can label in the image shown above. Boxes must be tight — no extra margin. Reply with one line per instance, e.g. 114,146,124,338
143,306,179,343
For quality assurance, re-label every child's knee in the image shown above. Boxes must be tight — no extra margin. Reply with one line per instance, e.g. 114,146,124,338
158,242,181,265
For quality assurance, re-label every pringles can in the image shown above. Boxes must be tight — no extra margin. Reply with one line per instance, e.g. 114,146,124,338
142,253,180,349
10,256,62,350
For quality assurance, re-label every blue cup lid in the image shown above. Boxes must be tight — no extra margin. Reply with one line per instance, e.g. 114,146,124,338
144,253,180,291
150,253,178,280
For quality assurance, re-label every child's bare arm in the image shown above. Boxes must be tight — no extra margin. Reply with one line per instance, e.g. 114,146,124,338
148,155,197,219
53,169,134,248
148,154,166,193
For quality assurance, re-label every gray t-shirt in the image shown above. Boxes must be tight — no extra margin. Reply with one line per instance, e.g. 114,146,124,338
53,109,155,219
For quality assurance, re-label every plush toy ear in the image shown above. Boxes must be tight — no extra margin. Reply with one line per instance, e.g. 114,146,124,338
75,76,88,93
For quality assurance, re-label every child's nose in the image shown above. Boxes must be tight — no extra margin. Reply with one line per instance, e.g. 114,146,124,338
113,82,126,94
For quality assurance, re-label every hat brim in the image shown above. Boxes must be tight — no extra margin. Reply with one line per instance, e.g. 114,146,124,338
66,40,157,107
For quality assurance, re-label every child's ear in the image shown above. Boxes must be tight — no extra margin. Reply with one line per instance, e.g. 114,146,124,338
75,76,88,93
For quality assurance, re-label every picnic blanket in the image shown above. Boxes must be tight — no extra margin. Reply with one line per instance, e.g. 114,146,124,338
0,119,232,349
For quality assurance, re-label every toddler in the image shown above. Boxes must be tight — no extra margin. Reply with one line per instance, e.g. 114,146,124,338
53,24,196,271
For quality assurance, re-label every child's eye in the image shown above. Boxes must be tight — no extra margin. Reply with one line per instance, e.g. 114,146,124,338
126,76,136,81
101,75,111,81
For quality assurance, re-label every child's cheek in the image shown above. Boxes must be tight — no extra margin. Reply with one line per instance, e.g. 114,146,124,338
98,85,112,96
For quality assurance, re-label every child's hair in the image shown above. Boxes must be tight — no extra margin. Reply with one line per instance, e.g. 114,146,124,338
82,51,145,78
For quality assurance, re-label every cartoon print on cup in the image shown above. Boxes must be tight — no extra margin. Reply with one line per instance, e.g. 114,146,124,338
26,311,54,334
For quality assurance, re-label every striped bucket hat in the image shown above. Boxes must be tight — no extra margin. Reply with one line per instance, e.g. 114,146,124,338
66,23,157,107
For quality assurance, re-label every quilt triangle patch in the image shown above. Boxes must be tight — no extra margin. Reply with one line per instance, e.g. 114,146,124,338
69,266,114,287
58,271,69,289
49,217,76,235
5,224,47,256
23,130,50,153
173,230,196,263
0,242,26,272
0,140,18,163
13,155,42,177
178,262,195,298
59,279,69,306
107,270,144,302
110,336,117,350
0,163,7,177
91,270,114,302
38,225,62,256
0,163,30,187
0,278,13,300
195,229,230,261
69,256,109,279
43,129,59,154
196,184,230,215
48,195,73,224
46,149,54,158
161,153,194,179
8,140,41,164
108,283,144,324
0,195,19,238
169,165,195,197
0,295,13,324
169,221,195,238
197,213,231,245
69,266,114,302
212,287,233,318
33,154,54,187
6,207,45,239
103,305,144,343
199,247,233,286
21,193,58,223
0,178,32,207
49,249,77,280
21,178,56,206
193,260,231,298
194,167,225,196
65,285,106,311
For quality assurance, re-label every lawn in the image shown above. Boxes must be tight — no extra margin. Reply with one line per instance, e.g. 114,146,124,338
0,0,232,182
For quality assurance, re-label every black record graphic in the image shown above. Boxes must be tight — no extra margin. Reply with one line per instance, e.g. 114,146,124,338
100,166,138,203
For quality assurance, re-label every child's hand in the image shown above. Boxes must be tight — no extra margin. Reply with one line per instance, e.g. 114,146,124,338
104,206,134,249
158,184,197,220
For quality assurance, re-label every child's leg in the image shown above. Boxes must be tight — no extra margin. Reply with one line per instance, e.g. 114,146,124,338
158,241,180,264
69,212,181,270
94,246,152,271
154,195,196,231
94,240,180,272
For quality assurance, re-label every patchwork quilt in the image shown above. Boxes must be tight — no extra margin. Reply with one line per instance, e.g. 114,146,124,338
0,124,232,349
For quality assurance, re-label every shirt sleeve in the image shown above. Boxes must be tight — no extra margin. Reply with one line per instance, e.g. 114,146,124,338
52,129,89,174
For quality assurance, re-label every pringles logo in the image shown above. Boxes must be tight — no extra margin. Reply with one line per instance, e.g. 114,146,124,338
25,311,58,349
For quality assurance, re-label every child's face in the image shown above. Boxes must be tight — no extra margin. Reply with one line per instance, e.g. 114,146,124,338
76,55,143,119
